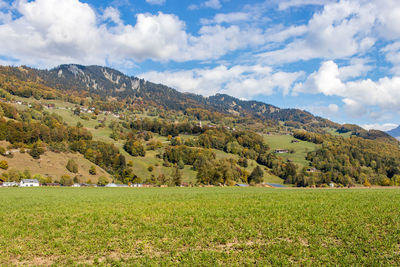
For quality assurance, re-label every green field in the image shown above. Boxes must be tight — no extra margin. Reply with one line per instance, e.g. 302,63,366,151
264,134,319,166
1,188,399,265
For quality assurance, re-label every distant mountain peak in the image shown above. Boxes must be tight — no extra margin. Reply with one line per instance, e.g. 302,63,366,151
387,125,400,139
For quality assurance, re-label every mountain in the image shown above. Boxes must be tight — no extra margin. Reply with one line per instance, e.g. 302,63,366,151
0,64,396,143
387,125,400,140
13,64,335,125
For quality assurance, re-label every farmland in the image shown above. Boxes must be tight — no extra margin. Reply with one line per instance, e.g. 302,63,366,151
1,187,399,265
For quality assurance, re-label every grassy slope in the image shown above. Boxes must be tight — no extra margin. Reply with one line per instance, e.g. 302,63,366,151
10,97,283,183
264,134,319,167
324,127,353,138
0,142,112,183
1,187,399,265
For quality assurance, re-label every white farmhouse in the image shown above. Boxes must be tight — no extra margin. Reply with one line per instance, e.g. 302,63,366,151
20,179,40,187
2,181,19,187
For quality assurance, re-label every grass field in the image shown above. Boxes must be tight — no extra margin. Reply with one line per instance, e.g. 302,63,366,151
1,188,399,265
264,134,319,166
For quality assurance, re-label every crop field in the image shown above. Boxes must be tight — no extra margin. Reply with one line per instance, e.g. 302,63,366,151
1,188,400,266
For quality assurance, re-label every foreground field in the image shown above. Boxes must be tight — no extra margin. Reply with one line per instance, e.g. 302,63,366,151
1,188,399,265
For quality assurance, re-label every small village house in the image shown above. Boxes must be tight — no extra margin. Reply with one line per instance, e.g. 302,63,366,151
3,181,19,187
20,179,40,187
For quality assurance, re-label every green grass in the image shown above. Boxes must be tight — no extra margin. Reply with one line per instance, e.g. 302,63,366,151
264,134,319,167
0,188,399,265
324,127,353,138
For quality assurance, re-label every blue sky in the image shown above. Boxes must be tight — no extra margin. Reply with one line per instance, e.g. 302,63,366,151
1,0,400,130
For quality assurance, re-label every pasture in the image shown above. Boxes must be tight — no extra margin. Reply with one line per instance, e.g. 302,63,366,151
263,134,319,166
1,187,399,265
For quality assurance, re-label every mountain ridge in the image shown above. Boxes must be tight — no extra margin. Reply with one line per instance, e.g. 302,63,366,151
1,64,396,143
387,125,400,139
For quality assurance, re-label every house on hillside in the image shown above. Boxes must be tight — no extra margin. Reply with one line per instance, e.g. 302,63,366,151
275,149,289,154
2,181,19,187
20,179,40,187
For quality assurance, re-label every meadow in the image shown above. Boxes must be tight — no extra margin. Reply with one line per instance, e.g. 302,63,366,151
1,187,399,265
263,134,319,166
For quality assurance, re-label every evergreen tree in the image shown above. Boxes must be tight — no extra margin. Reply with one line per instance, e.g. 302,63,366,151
248,166,264,184
171,166,182,186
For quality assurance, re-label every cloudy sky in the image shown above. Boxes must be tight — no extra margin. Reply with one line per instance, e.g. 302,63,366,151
1,0,400,130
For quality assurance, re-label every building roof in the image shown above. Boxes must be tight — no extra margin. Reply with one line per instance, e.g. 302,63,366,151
21,179,39,183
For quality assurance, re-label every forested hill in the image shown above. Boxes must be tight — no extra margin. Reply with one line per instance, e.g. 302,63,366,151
0,64,334,124
0,64,396,143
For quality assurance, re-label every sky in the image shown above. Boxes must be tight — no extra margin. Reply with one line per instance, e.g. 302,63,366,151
1,0,400,131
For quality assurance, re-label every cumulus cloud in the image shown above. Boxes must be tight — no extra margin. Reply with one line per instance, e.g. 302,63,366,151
294,60,400,117
0,0,267,67
145,0,166,5
139,65,303,98
0,0,104,66
361,123,398,131
260,0,376,64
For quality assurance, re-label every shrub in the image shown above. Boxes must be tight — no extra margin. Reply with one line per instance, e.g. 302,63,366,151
89,165,97,175
60,175,73,186
0,160,8,170
0,146,6,156
97,176,108,186
66,159,78,173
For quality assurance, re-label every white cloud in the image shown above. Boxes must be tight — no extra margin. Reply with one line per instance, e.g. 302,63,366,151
338,58,373,80
145,0,166,5
103,7,123,26
189,0,222,10
112,12,189,61
382,41,400,75
260,1,376,64
0,0,266,67
265,25,308,43
201,12,252,25
204,0,222,9
0,0,8,9
294,60,400,117
278,0,335,10
139,65,303,98
301,103,340,120
0,0,104,67
361,123,398,131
